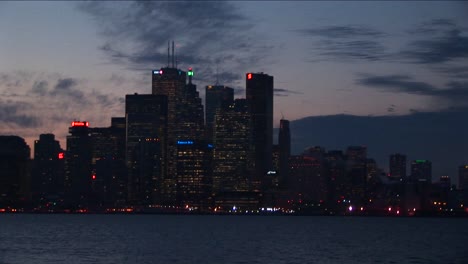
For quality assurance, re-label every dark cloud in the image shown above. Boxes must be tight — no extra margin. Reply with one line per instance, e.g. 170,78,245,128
357,74,468,104
299,25,383,38
31,80,48,95
297,25,386,62
387,104,396,113
0,71,32,88
274,88,302,97
0,100,41,128
288,107,468,183
78,1,273,86
50,78,84,99
432,65,468,79
403,19,468,64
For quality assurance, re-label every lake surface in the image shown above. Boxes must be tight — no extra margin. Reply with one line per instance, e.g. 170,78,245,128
0,214,466,264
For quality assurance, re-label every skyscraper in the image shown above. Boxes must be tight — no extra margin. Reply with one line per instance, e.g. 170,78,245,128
205,85,234,141
32,134,65,208
278,119,290,187
389,153,406,180
125,94,168,205
246,72,274,191
65,121,92,208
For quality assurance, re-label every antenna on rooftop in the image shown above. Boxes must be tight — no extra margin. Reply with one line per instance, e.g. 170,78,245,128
172,41,175,68
167,41,170,67
215,63,219,85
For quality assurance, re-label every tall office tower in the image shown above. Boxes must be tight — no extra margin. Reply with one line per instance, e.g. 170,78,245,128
389,153,406,180
65,121,92,208
458,165,468,190
324,150,347,207
205,85,234,141
345,146,368,205
0,136,31,208
180,68,205,140
88,121,127,207
212,99,253,193
410,160,432,183
32,134,65,208
175,140,212,209
246,72,274,191
125,94,168,205
278,119,290,187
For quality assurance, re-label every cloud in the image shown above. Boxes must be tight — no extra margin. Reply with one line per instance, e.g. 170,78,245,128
403,19,468,64
78,1,274,86
297,25,386,62
358,74,468,105
31,80,48,96
274,88,302,97
0,100,41,128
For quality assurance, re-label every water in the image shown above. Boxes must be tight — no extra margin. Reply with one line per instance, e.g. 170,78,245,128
0,214,466,264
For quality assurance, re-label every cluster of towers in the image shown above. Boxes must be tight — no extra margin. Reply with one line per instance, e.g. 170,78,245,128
4,55,287,211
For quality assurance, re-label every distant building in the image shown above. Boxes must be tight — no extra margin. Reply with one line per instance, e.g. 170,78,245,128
0,136,31,208
278,119,291,188
288,155,327,206
411,160,432,183
459,165,468,190
246,72,274,191
32,134,65,208
389,153,406,180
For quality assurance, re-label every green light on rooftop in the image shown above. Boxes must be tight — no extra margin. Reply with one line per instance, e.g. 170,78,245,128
188,71,194,76
415,160,427,163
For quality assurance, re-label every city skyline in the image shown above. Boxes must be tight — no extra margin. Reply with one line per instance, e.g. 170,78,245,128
1,1,468,180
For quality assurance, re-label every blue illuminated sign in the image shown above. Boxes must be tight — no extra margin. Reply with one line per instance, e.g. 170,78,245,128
177,140,194,145
207,144,213,148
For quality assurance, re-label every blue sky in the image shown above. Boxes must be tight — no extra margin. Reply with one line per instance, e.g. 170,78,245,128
1,1,468,178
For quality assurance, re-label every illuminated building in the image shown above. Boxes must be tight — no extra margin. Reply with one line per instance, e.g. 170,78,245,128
278,119,290,188
176,140,212,209
411,159,432,183
125,94,168,205
246,72,274,191
152,66,205,204
389,153,406,180
65,121,92,208
0,136,31,208
212,99,256,209
459,165,468,190
205,85,234,141
32,134,65,208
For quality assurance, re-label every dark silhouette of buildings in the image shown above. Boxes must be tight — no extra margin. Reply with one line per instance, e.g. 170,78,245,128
411,159,432,183
389,153,406,180
65,121,92,208
125,94,168,205
246,72,274,191
32,134,65,208
278,119,290,188
205,85,234,141
0,136,31,208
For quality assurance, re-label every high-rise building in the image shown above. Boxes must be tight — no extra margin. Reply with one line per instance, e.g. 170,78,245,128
0,136,31,208
175,140,212,209
205,85,234,141
65,121,92,208
411,160,432,183
88,120,127,207
345,146,368,205
125,94,168,205
389,153,406,180
246,72,274,190
278,119,290,187
212,99,253,195
32,134,65,208
458,165,468,190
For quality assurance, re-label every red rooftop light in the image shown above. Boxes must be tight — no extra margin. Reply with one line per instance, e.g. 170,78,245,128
71,121,89,127
247,73,252,80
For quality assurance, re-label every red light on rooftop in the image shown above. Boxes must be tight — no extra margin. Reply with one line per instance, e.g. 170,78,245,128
92,175,96,180
71,121,89,127
58,152,64,159
247,73,252,80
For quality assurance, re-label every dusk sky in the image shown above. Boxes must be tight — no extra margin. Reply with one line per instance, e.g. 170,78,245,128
1,1,468,180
